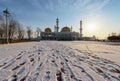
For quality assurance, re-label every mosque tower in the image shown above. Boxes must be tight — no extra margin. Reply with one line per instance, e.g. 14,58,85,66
71,26,72,32
80,20,83,38
56,18,59,32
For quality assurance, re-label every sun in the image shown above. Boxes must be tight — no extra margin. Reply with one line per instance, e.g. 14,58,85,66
86,23,96,32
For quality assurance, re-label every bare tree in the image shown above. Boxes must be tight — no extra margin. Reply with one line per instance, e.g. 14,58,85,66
0,14,26,43
0,27,3,37
36,27,41,37
27,26,32,40
8,19,17,40
118,33,120,37
0,24,5,38
0,15,5,38
0,15,4,22
17,24,25,40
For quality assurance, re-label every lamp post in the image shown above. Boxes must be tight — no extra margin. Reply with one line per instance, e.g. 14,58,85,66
3,9,10,44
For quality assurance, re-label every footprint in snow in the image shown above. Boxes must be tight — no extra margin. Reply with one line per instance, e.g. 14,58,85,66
8,75,18,81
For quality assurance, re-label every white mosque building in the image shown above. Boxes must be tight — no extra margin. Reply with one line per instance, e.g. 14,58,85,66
41,18,82,40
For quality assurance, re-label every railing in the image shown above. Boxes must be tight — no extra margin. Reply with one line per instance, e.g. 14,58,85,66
0,38,7,44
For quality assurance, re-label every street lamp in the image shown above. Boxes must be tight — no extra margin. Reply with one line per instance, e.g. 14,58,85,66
3,9,10,44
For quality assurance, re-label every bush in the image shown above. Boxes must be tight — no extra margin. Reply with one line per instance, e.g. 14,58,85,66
107,36,120,42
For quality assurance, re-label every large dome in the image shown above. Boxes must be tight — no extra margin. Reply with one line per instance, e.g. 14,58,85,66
45,28,52,32
61,27,71,32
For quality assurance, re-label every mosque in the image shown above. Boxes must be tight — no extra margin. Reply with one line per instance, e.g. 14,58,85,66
41,18,82,40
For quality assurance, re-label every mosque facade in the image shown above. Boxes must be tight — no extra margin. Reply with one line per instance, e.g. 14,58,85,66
41,18,81,40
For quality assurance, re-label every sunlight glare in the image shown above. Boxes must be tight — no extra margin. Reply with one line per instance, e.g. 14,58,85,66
86,23,96,32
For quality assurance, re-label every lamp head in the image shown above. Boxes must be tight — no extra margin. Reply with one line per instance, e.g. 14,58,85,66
3,9,10,14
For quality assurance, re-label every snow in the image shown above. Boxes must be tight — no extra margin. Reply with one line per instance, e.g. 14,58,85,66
0,41,120,81
60,41,120,64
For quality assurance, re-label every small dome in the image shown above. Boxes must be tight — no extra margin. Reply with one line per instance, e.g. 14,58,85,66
45,28,52,32
61,27,71,32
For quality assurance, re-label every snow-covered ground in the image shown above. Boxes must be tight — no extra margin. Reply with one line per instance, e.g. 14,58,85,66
0,41,120,81
60,41,120,64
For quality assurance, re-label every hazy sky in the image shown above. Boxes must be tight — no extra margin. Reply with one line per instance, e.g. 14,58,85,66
0,0,120,39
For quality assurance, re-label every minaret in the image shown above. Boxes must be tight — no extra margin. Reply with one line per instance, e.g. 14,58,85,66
54,25,56,32
80,20,82,38
71,26,72,32
56,18,59,32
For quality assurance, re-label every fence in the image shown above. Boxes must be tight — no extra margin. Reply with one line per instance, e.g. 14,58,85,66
0,38,7,44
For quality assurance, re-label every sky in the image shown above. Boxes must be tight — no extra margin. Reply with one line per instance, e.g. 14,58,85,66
0,0,120,39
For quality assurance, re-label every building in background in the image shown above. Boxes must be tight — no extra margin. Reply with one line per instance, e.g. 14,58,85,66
80,20,83,38
41,18,79,40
